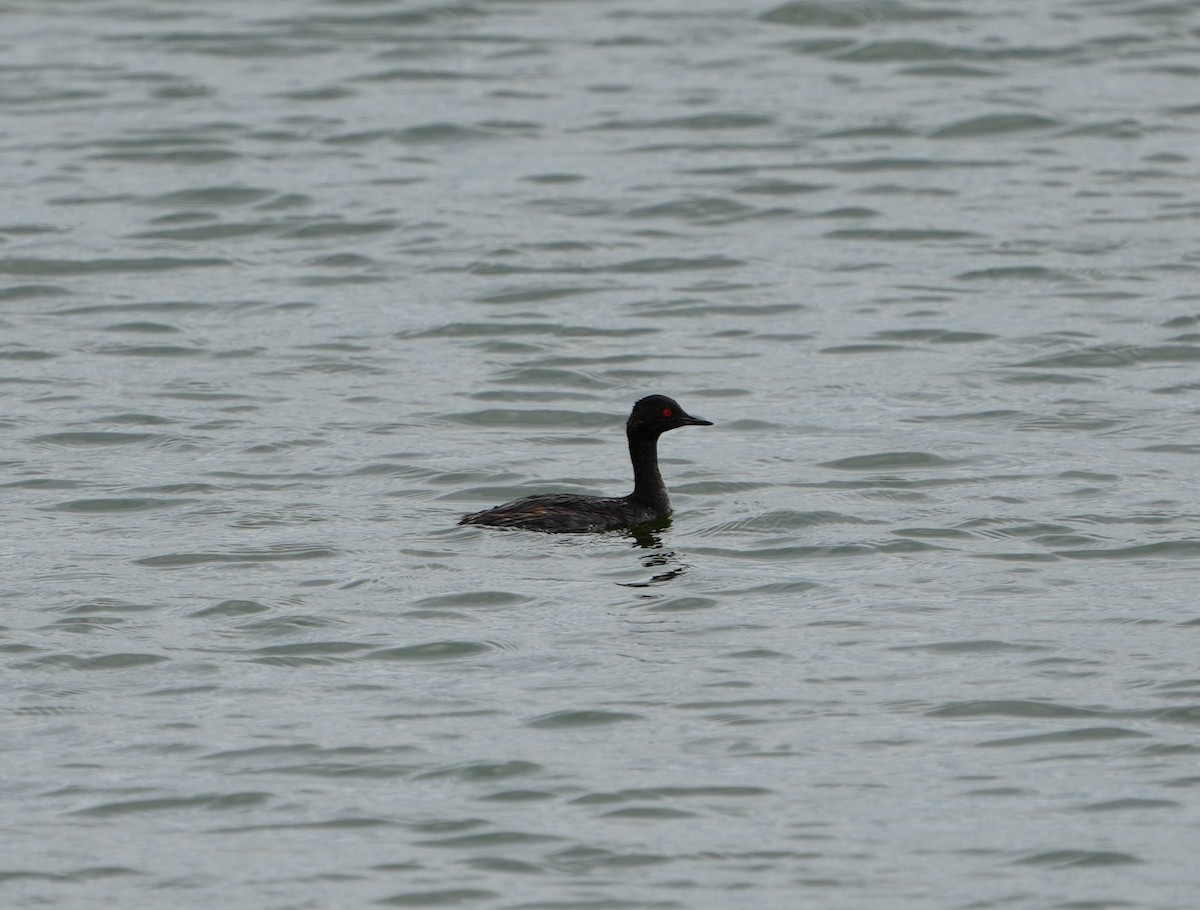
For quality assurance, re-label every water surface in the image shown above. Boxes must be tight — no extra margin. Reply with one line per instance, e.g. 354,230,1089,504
3,1,1200,908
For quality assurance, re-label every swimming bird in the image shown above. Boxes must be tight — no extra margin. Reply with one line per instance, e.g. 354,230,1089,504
459,394,712,533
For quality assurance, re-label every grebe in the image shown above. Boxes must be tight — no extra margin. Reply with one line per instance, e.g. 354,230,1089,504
459,394,712,533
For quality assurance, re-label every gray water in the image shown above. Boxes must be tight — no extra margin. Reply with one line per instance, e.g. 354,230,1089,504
4,1,1200,907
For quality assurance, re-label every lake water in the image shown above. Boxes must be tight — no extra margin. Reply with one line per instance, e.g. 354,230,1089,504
3,1,1200,908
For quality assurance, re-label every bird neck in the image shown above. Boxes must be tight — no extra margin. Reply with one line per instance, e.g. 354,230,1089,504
627,429,669,509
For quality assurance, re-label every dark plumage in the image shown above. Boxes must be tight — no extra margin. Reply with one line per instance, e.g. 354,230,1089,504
459,394,713,533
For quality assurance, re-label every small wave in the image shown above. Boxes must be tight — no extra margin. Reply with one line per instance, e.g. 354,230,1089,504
526,710,643,729
1015,849,1142,867
762,1,964,28
1054,541,1200,560
821,451,962,470
144,185,275,207
930,113,1061,138
135,546,338,567
0,257,228,275
701,510,872,534
49,497,189,513
413,591,531,610
824,227,980,241
35,431,158,446
73,792,270,816
377,889,500,906
1015,344,1200,369
15,653,169,670
590,113,773,131
927,700,1101,719
367,641,494,662
979,727,1152,748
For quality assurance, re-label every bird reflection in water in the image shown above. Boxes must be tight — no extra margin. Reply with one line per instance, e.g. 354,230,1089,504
621,517,688,587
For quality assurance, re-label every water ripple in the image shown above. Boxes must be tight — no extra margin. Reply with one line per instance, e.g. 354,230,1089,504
6,1,1200,908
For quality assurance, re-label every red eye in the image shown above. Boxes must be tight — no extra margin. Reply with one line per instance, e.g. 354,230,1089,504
662,408,673,417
